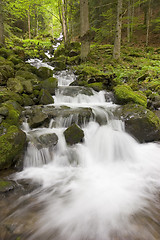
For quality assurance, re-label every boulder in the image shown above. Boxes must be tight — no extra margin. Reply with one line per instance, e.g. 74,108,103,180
0,125,26,169
22,94,34,106
22,80,33,94
2,101,21,126
37,67,53,79
15,70,38,82
28,108,48,128
0,106,9,117
38,89,54,105
7,55,22,65
116,103,160,142
0,179,15,193
30,133,58,149
0,88,23,105
0,65,14,85
41,77,58,95
64,124,84,145
7,78,24,94
114,85,147,107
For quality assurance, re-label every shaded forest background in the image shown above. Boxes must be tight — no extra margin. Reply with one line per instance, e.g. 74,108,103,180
0,0,160,47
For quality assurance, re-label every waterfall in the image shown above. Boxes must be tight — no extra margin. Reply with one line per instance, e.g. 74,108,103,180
7,62,160,240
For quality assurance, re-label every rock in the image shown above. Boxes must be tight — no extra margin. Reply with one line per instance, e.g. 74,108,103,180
22,94,34,106
114,85,147,107
22,80,33,94
28,108,48,128
41,77,58,95
64,124,84,145
31,133,58,149
67,55,80,65
38,89,54,105
15,70,38,82
1,101,21,126
0,179,15,193
0,88,23,105
58,86,93,97
0,65,14,85
37,67,53,79
53,60,66,71
7,78,24,94
7,55,22,65
68,50,79,57
0,48,13,59
116,103,160,142
0,106,9,117
0,125,26,169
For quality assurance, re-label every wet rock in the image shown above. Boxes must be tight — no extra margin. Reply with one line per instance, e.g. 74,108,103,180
28,108,48,128
64,124,84,145
38,89,54,105
15,70,38,82
116,103,160,142
22,94,34,106
0,125,26,169
30,133,58,149
37,67,53,79
0,179,15,193
58,86,93,97
41,77,58,95
0,106,9,117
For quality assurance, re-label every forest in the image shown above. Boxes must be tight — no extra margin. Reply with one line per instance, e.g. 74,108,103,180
0,0,160,240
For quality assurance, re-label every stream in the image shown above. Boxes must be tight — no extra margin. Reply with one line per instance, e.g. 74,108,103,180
0,58,160,240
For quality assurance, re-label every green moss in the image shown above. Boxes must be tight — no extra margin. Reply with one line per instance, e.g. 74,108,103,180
0,125,26,169
0,89,23,105
86,82,104,91
114,85,147,107
2,102,21,126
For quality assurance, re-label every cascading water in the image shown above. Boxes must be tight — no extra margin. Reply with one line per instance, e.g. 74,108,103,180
2,61,160,240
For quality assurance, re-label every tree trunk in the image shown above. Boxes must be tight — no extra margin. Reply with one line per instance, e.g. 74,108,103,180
146,0,151,47
80,0,90,61
127,0,131,43
131,0,134,39
61,0,68,43
28,7,31,39
113,0,123,60
0,0,5,45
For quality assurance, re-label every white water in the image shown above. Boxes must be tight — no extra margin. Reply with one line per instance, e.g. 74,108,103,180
14,66,160,240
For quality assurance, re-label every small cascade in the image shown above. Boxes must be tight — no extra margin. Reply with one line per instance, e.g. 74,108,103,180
3,57,160,240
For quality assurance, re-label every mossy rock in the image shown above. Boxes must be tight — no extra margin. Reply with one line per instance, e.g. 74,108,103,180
64,124,84,145
114,85,147,107
67,56,80,65
15,70,39,81
0,106,9,117
2,101,21,126
22,80,33,94
7,55,22,65
117,103,160,142
53,60,66,71
7,78,24,94
0,65,15,85
0,48,13,59
37,67,53,80
0,179,15,193
22,94,34,106
40,77,58,95
38,89,54,105
0,125,26,169
0,88,23,105
86,82,104,91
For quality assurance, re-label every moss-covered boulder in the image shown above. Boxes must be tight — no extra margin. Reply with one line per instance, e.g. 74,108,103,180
64,124,84,145
0,125,26,169
7,55,22,65
114,85,147,107
0,106,9,117
38,89,54,105
7,78,24,94
22,80,33,94
15,70,39,82
117,103,160,142
37,67,53,79
0,48,13,59
0,65,14,85
22,94,34,106
1,101,22,126
41,77,58,95
53,60,66,71
0,88,23,105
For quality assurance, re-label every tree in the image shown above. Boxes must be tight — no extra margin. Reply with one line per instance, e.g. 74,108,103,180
0,0,5,44
113,0,123,60
80,0,90,60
